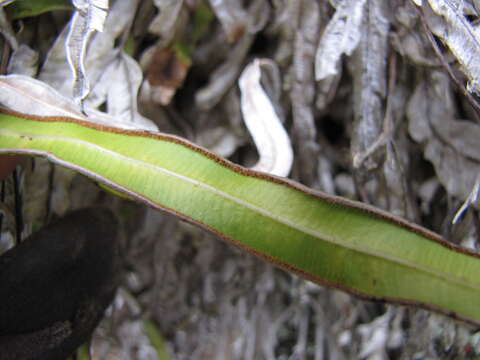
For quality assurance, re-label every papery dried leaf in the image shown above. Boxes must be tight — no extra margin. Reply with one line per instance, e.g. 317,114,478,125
66,11,91,103
269,0,299,64
427,111,480,199
196,0,269,110
0,75,155,130
434,117,480,162
72,0,108,31
0,74,91,119
22,158,52,234
407,71,454,143
41,0,142,120
351,0,389,170
392,4,442,67
290,0,320,186
195,33,254,110
382,75,415,218
315,0,366,80
425,136,480,200
96,52,157,130
194,88,245,158
208,0,248,42
149,0,184,41
383,140,412,217
407,71,480,200
407,91,432,142
239,59,293,176
391,30,439,67
81,0,142,106
0,7,17,50
422,0,480,93
315,62,341,111
359,309,393,359
0,231,14,256
7,45,38,77
474,0,480,11
66,0,109,104
39,27,76,96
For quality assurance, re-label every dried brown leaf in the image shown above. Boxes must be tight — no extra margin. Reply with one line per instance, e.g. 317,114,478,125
144,47,190,106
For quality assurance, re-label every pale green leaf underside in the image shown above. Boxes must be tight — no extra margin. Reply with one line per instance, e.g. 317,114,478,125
1,110,480,325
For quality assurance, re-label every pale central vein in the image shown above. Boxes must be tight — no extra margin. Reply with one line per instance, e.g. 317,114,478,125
1,128,479,292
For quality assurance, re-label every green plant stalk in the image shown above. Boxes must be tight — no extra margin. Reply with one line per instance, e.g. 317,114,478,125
1,108,479,325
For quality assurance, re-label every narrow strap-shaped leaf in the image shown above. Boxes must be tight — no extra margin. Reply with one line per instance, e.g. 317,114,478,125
1,107,480,325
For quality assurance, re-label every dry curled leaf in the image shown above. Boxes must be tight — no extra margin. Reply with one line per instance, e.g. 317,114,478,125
420,0,480,93
407,71,480,201
0,74,157,130
38,0,156,130
208,0,249,42
7,44,37,77
149,0,184,41
351,0,389,171
239,59,293,177
41,0,138,100
66,0,109,104
290,0,321,186
315,0,366,80
195,0,269,110
98,52,157,130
